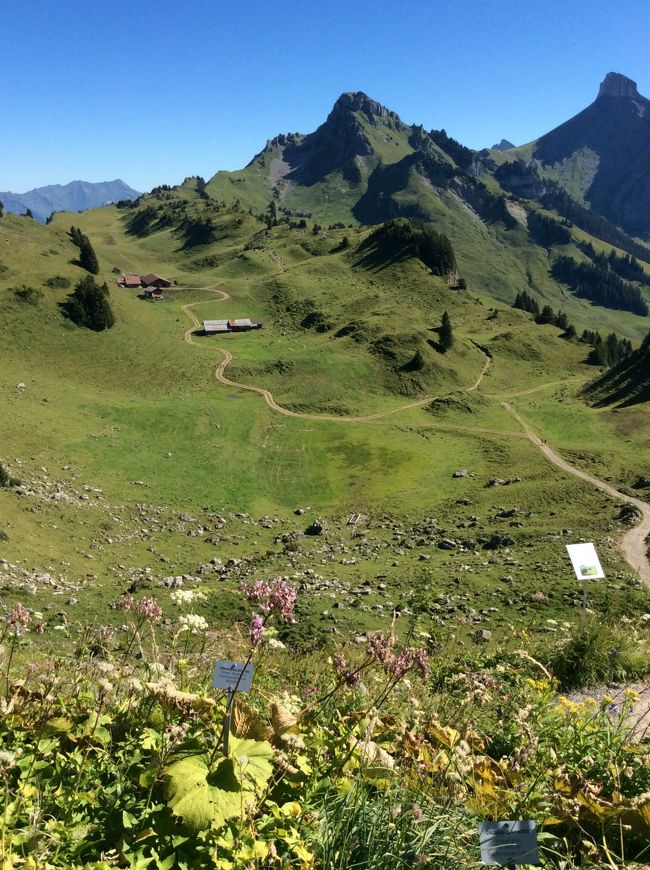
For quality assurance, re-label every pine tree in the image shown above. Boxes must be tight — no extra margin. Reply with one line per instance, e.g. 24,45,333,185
536,304,556,325
64,276,114,331
78,237,99,274
439,311,454,352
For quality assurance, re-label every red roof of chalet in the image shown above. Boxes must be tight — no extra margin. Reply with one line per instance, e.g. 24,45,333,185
141,273,170,285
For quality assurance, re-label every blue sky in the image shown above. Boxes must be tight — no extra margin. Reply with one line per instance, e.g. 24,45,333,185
3,0,649,192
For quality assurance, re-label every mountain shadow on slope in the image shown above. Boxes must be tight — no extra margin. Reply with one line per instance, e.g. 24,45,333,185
582,332,650,406
531,73,650,238
355,218,456,275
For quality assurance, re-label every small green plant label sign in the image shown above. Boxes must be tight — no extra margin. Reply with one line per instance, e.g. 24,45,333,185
212,660,254,692
566,542,605,580
479,820,539,866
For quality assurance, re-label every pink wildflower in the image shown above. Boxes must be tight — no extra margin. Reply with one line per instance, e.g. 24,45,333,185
367,631,391,664
332,654,360,687
135,596,162,621
243,579,297,623
414,648,430,680
114,594,133,613
249,613,265,648
243,580,273,611
269,580,297,623
387,649,415,679
7,602,30,630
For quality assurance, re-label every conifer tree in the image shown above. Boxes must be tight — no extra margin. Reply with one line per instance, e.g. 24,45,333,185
63,276,114,331
78,236,99,274
439,311,454,352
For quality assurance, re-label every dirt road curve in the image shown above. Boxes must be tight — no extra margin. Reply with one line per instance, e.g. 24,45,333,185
181,287,649,584
181,288,491,423
502,402,650,586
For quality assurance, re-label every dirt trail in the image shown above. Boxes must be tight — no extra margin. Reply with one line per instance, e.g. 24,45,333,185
181,287,650,583
502,402,650,586
486,377,586,399
181,288,492,423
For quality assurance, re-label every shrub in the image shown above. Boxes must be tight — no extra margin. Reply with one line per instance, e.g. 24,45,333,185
543,616,649,689
0,462,20,487
45,276,72,289
13,285,44,305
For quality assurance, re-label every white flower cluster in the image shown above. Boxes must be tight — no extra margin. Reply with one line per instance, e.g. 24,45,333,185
266,637,286,650
170,589,206,607
178,614,208,634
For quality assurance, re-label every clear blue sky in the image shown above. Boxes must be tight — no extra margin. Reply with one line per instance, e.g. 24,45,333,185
3,0,649,193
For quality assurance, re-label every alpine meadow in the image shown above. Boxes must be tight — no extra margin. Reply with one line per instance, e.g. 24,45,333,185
1,72,650,869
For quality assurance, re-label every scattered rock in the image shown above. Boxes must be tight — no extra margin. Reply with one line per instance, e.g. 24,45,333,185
305,517,328,536
483,533,515,550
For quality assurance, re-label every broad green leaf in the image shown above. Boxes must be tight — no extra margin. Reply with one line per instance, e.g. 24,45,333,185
42,716,74,736
163,754,246,832
228,736,274,790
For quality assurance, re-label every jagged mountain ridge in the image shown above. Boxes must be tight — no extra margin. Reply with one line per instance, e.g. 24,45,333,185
208,76,650,249
0,179,140,222
208,91,459,222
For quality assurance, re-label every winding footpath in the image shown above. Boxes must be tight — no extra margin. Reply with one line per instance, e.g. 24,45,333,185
502,402,650,586
181,287,492,422
180,285,650,584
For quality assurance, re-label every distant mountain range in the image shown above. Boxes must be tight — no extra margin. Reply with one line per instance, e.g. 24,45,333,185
0,179,139,222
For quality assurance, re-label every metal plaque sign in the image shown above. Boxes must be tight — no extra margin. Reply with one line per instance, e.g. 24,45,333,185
211,660,254,693
479,820,539,866
566,542,605,580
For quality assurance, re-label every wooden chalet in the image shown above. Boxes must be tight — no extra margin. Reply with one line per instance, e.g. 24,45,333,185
143,287,165,301
118,274,142,288
203,318,264,334
141,273,172,289
203,319,230,333
228,318,263,332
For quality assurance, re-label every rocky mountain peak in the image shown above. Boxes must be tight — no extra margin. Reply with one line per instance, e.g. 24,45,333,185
598,72,640,99
331,91,403,126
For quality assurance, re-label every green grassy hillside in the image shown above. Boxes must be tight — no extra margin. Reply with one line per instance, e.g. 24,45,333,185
1,204,648,653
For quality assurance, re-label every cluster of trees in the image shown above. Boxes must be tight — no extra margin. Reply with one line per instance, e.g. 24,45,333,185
512,291,634,366
360,219,457,276
551,256,648,316
527,212,571,248
539,180,650,264
69,226,99,274
62,275,115,331
494,163,650,264
513,291,574,334
579,329,633,367
428,129,475,170
195,176,209,200
578,242,650,286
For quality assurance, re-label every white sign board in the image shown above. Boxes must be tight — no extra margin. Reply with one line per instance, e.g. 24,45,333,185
566,542,605,581
479,820,539,866
212,660,254,693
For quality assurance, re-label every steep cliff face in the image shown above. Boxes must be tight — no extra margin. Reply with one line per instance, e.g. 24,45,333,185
272,91,412,187
532,73,650,237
